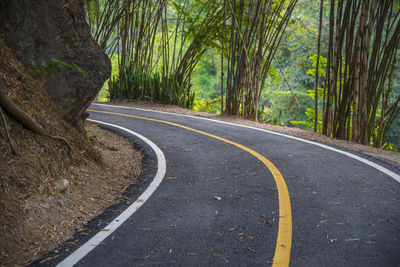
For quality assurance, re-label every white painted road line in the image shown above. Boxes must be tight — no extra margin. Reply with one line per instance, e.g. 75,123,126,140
93,103,400,183
56,119,167,267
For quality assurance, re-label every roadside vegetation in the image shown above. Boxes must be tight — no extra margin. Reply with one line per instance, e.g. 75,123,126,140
88,0,400,151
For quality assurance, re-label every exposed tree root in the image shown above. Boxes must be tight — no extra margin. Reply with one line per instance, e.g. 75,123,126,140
0,90,71,156
0,106,17,155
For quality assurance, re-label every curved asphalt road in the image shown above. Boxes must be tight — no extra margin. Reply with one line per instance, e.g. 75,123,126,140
55,103,399,266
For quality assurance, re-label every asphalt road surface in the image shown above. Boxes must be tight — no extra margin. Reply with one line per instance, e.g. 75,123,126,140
49,103,400,267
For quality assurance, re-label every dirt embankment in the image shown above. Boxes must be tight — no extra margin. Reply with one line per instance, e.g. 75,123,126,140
0,40,142,266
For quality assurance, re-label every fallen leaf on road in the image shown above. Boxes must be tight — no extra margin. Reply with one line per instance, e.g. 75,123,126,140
248,247,255,253
139,228,151,231
214,196,222,200
255,220,272,225
344,238,360,242
208,177,221,181
234,174,247,179
228,194,243,200
210,252,228,264
238,234,254,241
100,228,110,231
360,241,375,244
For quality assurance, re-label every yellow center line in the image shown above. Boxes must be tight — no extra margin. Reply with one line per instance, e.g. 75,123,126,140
88,108,292,266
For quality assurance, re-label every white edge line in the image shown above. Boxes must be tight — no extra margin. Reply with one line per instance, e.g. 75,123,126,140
92,103,400,183
56,119,167,267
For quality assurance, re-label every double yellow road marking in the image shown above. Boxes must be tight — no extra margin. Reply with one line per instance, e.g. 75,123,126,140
88,109,292,266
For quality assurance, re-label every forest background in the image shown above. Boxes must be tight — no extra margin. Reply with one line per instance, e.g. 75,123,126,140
85,0,400,151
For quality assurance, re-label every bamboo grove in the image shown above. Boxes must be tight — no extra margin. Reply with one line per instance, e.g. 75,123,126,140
222,0,298,120
318,0,400,146
85,0,224,107
84,0,400,149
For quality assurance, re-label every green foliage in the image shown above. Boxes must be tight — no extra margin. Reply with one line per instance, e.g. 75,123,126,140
192,96,221,114
306,54,327,78
291,108,322,132
260,90,313,127
24,58,89,78
307,87,324,99
97,54,119,102
385,110,400,152
191,50,220,99
108,58,194,108
267,66,280,86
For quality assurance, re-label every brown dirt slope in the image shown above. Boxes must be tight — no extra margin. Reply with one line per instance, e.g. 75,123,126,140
0,40,142,266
